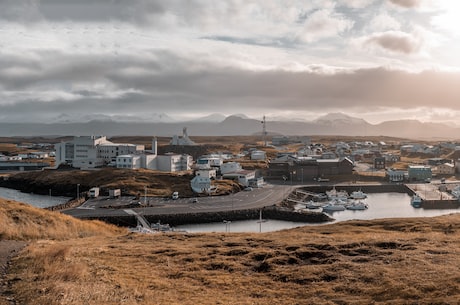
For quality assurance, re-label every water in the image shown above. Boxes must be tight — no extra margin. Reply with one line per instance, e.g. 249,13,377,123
0,187,71,208
177,192,460,233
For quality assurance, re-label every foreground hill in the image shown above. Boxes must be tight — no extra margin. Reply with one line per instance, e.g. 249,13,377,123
0,199,124,240
1,198,460,304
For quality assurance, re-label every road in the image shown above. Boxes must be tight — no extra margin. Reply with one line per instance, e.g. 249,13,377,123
63,183,296,219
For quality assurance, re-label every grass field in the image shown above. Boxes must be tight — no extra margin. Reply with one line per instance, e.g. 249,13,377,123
2,198,460,304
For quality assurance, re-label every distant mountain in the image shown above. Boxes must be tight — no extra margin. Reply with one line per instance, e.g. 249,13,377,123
1,112,460,140
52,113,175,123
191,113,227,123
314,112,369,126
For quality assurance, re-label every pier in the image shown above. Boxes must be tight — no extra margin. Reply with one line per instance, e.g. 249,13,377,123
406,183,460,209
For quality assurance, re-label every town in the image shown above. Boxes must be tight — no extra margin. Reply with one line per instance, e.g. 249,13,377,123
2,129,460,202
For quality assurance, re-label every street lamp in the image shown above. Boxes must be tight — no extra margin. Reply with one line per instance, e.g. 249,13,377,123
223,220,231,232
77,184,80,201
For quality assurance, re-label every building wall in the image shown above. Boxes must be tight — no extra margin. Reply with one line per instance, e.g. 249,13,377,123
98,144,144,164
408,166,432,181
221,162,242,174
437,163,455,175
116,155,141,169
142,154,157,170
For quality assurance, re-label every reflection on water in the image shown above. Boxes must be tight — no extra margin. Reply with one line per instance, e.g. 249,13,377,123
0,187,70,208
177,192,460,233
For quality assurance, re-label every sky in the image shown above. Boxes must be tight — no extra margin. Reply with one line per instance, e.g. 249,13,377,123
1,0,460,125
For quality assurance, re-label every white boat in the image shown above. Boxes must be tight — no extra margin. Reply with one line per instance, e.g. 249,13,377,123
322,199,347,212
326,187,348,200
350,190,367,199
322,203,346,212
451,186,460,199
411,194,422,208
346,201,368,210
306,200,323,209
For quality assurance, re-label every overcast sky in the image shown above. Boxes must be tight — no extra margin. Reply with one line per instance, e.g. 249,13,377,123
2,0,460,124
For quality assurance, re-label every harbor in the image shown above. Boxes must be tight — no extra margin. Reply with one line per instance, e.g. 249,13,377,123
406,183,460,209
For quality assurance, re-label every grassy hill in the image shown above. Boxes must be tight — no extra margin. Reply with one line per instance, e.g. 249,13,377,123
1,198,460,304
0,199,124,240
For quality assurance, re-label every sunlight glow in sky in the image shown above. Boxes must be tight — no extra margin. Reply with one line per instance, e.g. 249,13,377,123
1,0,460,125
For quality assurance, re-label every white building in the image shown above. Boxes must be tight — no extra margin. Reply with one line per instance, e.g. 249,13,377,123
220,162,242,174
195,157,223,169
116,155,142,169
190,176,216,194
156,153,193,172
55,136,144,169
98,143,144,165
251,150,266,160
195,169,217,179
115,139,193,172
222,170,256,187
170,127,197,146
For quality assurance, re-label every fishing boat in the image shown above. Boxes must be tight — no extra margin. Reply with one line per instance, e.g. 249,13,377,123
306,200,323,209
326,187,348,201
350,189,367,199
322,199,346,212
346,201,368,210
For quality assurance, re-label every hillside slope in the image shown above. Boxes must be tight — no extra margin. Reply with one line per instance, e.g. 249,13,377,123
2,198,459,304
0,199,124,240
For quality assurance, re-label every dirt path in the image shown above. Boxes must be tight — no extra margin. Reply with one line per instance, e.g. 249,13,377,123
0,241,26,305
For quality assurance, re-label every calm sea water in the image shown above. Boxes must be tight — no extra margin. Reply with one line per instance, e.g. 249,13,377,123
0,187,71,208
177,192,460,233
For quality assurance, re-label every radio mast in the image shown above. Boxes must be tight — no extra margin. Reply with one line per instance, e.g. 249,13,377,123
261,115,267,146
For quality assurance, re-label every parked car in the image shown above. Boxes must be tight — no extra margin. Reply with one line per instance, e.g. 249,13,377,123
244,187,253,191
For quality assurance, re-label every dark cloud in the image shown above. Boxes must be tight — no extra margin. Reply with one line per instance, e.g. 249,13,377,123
2,47,460,122
363,31,421,54
388,0,421,8
0,0,166,24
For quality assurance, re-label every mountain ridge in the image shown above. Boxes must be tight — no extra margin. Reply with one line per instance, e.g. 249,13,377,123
1,113,458,140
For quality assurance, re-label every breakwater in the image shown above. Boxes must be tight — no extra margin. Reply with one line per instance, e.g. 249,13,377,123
78,206,333,227
298,183,411,194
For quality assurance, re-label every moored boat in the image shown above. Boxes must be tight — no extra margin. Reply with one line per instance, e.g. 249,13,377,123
346,201,368,210
350,190,367,199
322,199,347,212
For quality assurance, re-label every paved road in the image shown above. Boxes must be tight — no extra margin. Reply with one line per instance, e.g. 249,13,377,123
63,183,296,219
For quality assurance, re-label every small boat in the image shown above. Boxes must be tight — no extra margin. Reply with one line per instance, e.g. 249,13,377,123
346,201,368,210
350,190,367,199
306,200,323,209
326,187,348,200
451,186,460,199
322,199,346,212
411,194,422,208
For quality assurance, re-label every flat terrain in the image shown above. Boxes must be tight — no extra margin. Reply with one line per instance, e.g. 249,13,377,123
1,198,460,304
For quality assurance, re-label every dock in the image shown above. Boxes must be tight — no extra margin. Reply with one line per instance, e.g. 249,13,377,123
406,183,460,208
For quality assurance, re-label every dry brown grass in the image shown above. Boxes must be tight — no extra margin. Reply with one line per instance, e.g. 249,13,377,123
0,199,124,240
6,210,460,304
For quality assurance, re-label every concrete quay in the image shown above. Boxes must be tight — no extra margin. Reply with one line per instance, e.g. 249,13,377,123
406,183,460,209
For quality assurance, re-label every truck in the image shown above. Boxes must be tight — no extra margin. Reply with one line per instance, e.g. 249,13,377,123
109,189,121,198
89,187,100,198
172,191,179,200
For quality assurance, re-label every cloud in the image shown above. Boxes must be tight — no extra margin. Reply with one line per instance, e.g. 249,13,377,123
338,0,376,9
296,9,354,43
388,0,422,8
362,31,422,54
368,13,401,32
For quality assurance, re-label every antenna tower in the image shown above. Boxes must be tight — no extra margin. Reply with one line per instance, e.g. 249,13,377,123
261,115,267,146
